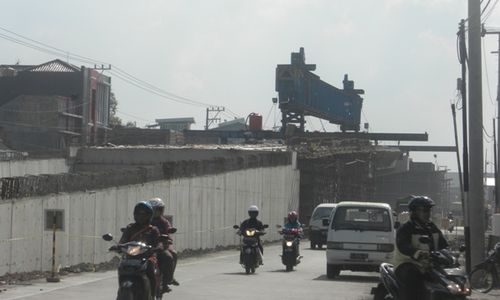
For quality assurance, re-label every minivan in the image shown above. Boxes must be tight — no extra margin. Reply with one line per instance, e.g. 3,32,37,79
325,201,395,278
308,203,337,249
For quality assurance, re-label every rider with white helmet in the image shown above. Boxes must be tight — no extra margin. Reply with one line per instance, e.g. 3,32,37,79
148,197,179,292
239,205,266,264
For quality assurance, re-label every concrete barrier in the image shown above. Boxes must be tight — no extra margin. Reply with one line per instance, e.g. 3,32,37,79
0,164,299,275
0,158,69,178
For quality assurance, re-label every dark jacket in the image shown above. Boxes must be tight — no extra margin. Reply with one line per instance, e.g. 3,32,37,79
393,219,448,272
119,223,161,248
152,216,173,235
240,218,265,232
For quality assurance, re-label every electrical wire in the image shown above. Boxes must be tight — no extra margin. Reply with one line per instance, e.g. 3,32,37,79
482,38,497,107
482,0,499,23
0,26,240,114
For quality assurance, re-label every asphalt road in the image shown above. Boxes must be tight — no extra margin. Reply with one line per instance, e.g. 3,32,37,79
2,242,378,300
3,241,499,300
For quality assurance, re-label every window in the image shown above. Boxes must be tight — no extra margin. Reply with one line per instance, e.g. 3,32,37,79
332,207,391,232
312,207,334,220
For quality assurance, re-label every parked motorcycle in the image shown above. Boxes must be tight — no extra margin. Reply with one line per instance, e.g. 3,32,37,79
373,237,470,300
233,224,268,274
277,225,303,272
470,242,500,293
102,228,176,300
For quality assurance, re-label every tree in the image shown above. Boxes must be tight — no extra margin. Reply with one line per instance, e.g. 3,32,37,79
109,92,122,127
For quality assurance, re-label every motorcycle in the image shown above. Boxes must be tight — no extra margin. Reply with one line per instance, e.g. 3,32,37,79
470,242,500,293
102,228,176,300
277,225,303,272
233,224,268,274
373,237,470,300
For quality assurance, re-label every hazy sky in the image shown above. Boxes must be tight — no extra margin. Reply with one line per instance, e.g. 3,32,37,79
1,0,499,170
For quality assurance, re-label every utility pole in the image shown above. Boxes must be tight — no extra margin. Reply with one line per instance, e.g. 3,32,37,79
468,0,485,266
458,19,472,273
205,106,225,130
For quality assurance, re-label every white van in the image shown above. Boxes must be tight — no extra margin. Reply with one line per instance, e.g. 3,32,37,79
325,201,395,279
308,203,337,249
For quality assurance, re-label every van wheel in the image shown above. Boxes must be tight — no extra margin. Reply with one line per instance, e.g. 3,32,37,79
326,264,340,279
310,242,316,249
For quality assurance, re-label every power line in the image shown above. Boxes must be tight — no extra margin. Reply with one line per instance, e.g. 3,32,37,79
482,38,497,107
0,26,238,113
482,0,499,22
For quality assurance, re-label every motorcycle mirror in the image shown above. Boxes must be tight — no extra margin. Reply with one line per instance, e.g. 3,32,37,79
120,227,126,233
276,224,282,228
102,233,113,241
322,218,330,226
167,227,177,234
418,236,432,245
233,225,239,229
263,224,269,229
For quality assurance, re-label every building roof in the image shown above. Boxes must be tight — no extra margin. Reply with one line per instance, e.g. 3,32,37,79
217,118,246,127
25,59,80,73
155,117,195,124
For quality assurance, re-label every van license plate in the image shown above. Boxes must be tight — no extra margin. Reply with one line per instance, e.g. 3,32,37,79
350,253,368,260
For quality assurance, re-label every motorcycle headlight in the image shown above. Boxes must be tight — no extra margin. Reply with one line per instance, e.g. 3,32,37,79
286,241,293,247
126,245,142,256
246,230,255,237
446,283,461,295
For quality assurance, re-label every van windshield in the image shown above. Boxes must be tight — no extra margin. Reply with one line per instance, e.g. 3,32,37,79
312,207,334,220
331,206,391,232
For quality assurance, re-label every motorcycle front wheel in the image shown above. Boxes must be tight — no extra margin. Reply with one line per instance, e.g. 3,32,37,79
117,288,135,300
470,266,495,293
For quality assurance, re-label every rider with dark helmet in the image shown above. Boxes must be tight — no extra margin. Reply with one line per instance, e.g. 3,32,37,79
118,201,162,298
393,196,448,300
119,201,161,246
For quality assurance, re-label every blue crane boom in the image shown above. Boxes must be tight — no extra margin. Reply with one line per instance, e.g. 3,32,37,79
275,47,365,132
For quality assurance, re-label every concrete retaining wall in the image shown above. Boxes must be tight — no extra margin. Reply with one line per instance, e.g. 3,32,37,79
0,158,69,178
0,164,299,275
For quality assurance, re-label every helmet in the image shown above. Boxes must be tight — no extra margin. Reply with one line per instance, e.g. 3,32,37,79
134,201,154,223
248,205,259,218
408,196,435,212
248,205,259,212
288,210,298,222
148,197,165,209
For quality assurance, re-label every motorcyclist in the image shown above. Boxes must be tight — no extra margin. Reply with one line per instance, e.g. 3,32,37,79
283,210,302,229
118,201,162,297
239,205,265,264
148,197,179,293
393,196,448,300
282,210,303,255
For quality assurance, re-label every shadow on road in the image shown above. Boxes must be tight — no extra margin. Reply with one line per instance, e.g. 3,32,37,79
222,272,258,276
313,274,379,283
267,269,294,273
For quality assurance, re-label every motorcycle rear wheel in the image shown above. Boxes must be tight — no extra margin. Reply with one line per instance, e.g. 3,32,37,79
470,266,494,293
245,266,251,274
286,265,293,272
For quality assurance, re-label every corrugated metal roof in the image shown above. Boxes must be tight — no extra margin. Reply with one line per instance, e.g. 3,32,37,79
156,117,195,124
26,59,79,73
